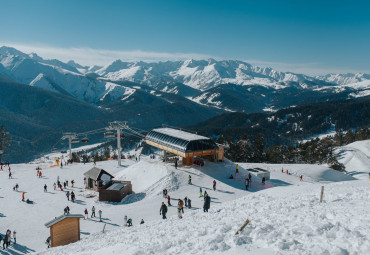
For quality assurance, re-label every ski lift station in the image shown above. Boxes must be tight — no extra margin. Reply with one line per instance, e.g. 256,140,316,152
145,128,224,166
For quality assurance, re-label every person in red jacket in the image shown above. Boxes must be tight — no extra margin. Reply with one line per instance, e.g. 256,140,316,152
213,180,216,191
167,195,171,206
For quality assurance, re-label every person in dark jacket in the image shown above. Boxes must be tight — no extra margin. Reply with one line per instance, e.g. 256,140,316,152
203,194,211,212
160,202,168,219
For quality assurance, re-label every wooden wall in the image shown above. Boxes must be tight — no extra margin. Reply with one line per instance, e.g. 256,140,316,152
50,218,80,247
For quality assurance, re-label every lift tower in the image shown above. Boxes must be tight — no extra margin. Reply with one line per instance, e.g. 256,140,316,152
61,133,77,160
106,121,127,167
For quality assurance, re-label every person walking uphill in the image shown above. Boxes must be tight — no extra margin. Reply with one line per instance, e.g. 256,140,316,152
44,184,47,192
160,202,168,219
91,206,96,218
203,194,211,212
188,175,192,184
213,180,217,191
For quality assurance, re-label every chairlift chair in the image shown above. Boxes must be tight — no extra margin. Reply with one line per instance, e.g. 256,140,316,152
115,133,125,138
71,138,80,143
81,137,89,143
61,150,67,154
104,132,115,138
51,148,58,153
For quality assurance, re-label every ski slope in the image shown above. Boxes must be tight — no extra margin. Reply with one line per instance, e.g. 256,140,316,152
0,141,369,254
337,140,370,179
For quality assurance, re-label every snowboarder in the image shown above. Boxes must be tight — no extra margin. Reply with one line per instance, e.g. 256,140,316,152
91,206,96,218
300,175,303,181
199,187,203,197
66,191,70,201
160,202,167,219
84,208,88,219
188,175,192,184
203,194,211,212
167,195,171,206
44,184,47,192
98,210,102,222
213,180,216,191
262,177,266,185
188,198,192,209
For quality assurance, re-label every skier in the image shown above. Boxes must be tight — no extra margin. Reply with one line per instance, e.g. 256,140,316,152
66,191,70,201
199,187,203,197
203,194,211,212
71,191,75,202
140,219,145,224
300,175,303,181
262,177,266,185
245,178,250,190
236,164,239,174
84,208,88,219
71,180,75,188
22,192,25,201
91,206,96,218
98,210,102,222
127,218,132,227
160,202,168,219
12,230,16,245
184,196,188,207
187,198,192,209
188,175,192,184
213,180,216,191
44,184,47,192
178,199,184,213
167,195,171,206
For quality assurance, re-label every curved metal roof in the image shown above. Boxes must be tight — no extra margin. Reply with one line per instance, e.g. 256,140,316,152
146,128,218,153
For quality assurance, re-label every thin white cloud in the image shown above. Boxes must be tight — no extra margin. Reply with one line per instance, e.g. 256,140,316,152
0,42,367,75
0,42,214,66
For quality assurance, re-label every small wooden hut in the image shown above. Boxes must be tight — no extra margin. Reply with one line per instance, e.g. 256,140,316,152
99,180,133,202
44,214,84,248
84,167,114,191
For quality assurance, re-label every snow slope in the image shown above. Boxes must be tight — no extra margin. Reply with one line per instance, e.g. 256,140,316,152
337,140,370,179
38,164,369,255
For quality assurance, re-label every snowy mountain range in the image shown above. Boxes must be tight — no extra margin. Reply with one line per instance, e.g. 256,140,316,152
1,45,370,162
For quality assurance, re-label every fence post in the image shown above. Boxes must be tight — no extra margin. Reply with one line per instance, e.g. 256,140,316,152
102,223,107,233
320,186,324,203
235,219,250,235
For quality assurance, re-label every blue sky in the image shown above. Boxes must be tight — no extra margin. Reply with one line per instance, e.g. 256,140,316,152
1,0,369,74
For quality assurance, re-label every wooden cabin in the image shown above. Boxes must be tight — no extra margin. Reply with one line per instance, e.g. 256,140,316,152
44,214,84,248
145,128,224,166
84,167,114,191
99,180,133,202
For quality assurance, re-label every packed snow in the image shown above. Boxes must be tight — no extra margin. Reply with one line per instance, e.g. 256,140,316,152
0,141,369,254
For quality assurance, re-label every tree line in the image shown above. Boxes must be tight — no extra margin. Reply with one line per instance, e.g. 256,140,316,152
219,126,370,172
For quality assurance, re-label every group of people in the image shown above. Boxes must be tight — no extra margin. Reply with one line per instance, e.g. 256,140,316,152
123,215,143,226
1,229,16,250
84,206,103,222
282,168,303,182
